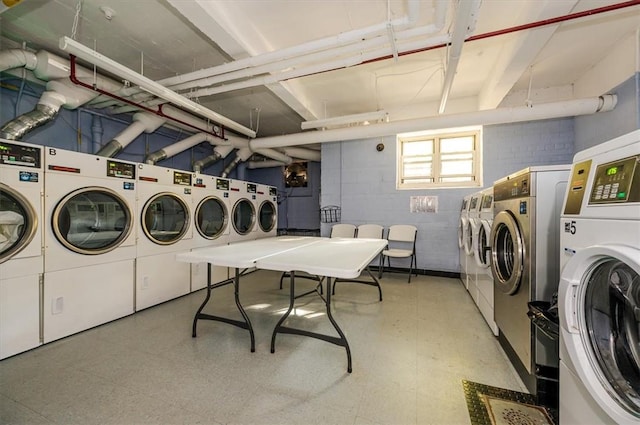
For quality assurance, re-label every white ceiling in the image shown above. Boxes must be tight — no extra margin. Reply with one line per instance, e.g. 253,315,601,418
1,0,638,140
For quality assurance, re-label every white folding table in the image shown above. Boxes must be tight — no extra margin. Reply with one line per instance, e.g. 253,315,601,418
176,236,387,372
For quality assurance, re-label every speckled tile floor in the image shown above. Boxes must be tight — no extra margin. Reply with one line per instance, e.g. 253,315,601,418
0,270,525,425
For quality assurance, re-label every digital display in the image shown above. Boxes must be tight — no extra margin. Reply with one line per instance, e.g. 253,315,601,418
606,166,619,176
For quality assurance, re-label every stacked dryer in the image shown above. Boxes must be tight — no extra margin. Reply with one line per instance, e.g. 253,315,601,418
191,173,230,291
256,183,277,239
558,130,640,424
458,195,471,289
472,187,498,335
465,192,482,303
43,148,137,343
490,165,570,398
136,164,193,310
0,140,43,359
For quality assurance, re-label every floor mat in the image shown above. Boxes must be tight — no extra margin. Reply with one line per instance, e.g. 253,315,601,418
462,380,556,425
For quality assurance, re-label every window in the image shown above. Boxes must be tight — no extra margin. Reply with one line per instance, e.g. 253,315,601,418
397,127,482,189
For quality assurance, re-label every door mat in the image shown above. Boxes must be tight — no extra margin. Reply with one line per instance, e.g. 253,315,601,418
462,380,556,425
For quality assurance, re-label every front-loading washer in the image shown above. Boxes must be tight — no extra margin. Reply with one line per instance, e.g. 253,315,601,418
473,186,498,336
491,164,570,398
228,179,256,244
136,163,193,310
458,195,471,289
558,129,640,424
256,183,277,239
465,192,482,303
190,173,230,291
0,139,43,358
43,148,137,343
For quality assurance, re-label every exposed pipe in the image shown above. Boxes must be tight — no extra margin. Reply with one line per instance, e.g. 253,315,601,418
97,112,166,157
250,95,617,149
145,132,231,164
193,144,235,172
279,147,321,161
91,114,103,154
221,147,252,178
253,148,292,164
246,160,287,169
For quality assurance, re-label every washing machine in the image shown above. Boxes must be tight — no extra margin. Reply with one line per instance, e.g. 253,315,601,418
458,195,471,289
190,173,230,291
256,183,277,239
136,163,193,310
43,148,136,343
465,191,482,303
472,187,498,336
228,179,256,244
558,130,640,424
0,139,43,359
490,164,570,395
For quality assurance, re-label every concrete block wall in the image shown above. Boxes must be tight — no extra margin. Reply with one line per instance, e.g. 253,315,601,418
321,118,575,274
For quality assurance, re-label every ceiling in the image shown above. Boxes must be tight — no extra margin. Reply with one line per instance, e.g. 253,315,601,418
1,0,638,143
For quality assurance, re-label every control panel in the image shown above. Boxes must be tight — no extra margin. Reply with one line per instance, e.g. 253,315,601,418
106,160,135,179
589,154,640,204
493,172,530,202
0,141,41,168
173,170,192,186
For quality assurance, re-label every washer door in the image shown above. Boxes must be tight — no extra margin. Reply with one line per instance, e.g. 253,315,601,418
52,187,133,254
490,210,524,295
473,219,492,268
232,198,255,235
142,192,190,245
0,183,38,263
464,219,475,255
457,217,468,248
560,245,640,421
258,201,276,232
195,196,227,240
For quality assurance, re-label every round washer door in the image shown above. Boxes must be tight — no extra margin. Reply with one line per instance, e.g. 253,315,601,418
52,187,133,254
0,183,38,263
473,219,492,268
559,245,640,422
464,219,476,256
258,201,276,232
490,210,524,295
142,192,190,245
232,198,255,235
195,196,227,240
458,217,468,249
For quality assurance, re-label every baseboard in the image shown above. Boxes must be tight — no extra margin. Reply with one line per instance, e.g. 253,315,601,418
371,265,460,279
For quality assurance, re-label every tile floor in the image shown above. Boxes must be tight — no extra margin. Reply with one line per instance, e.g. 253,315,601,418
0,270,525,425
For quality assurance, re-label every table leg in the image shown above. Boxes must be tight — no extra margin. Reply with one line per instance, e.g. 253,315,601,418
191,265,255,352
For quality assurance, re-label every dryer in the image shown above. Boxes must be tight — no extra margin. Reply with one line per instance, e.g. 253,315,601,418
136,163,193,310
490,165,570,396
0,139,43,359
473,187,498,336
43,148,136,343
256,183,277,239
191,173,230,291
228,179,256,244
465,192,482,303
458,195,471,289
558,130,640,424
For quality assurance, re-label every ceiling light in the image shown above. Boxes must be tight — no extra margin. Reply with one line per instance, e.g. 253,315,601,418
301,111,388,130
58,36,256,138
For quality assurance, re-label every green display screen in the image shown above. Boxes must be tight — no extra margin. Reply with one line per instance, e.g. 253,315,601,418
606,166,618,176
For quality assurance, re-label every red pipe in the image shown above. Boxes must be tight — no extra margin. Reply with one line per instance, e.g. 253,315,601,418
68,55,225,139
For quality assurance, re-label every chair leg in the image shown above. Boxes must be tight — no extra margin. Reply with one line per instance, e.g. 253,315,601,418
378,255,384,278
407,257,413,283
279,272,288,289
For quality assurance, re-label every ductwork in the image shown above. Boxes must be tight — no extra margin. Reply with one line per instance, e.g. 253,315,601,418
145,132,231,164
279,147,321,162
193,144,235,172
97,112,166,157
249,95,618,149
246,160,287,169
221,147,252,178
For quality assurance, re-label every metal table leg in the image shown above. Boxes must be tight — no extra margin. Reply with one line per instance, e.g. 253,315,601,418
271,272,352,373
192,265,255,352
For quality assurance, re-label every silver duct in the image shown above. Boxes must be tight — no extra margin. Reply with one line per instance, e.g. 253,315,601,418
193,152,222,173
0,104,58,140
221,156,243,178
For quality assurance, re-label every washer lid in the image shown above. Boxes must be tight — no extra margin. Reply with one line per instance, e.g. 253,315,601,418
0,183,38,263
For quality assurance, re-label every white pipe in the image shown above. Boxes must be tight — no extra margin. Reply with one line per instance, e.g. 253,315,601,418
439,0,481,114
280,147,321,161
0,49,38,72
250,95,618,149
96,112,165,157
246,160,287,169
146,132,232,164
253,149,292,164
59,36,256,138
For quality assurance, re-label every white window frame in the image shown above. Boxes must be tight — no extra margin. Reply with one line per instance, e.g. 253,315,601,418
396,126,482,190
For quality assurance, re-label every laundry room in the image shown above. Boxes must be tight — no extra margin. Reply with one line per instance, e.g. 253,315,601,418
1,1,639,425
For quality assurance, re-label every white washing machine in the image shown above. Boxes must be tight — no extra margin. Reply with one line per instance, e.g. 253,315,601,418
491,165,570,396
472,187,498,336
228,179,257,244
558,130,640,424
465,191,482,303
136,163,193,310
256,183,277,239
458,195,471,289
43,148,137,343
0,139,43,359
190,173,230,291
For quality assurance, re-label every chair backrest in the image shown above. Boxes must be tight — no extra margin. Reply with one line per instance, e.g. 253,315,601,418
330,223,357,238
387,225,417,243
357,224,384,239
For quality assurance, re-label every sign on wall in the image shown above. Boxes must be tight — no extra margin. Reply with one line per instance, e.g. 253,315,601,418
410,196,438,213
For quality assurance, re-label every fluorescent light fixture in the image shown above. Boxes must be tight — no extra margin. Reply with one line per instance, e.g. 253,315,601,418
301,110,388,130
59,36,256,138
